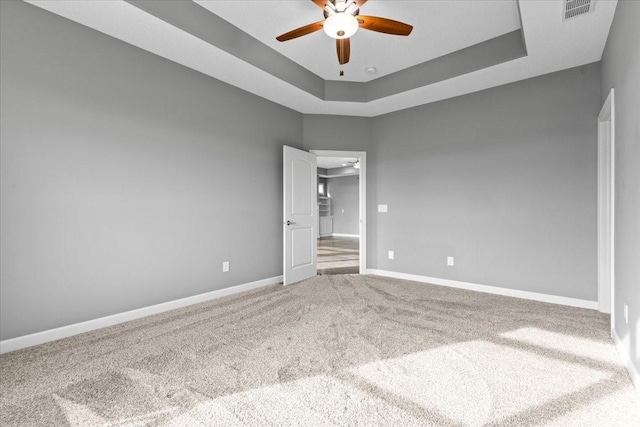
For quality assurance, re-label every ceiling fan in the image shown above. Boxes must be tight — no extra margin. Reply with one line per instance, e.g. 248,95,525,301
346,160,360,169
275,0,413,66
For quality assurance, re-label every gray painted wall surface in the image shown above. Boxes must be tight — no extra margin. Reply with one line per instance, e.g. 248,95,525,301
302,115,373,153
327,177,360,235
370,63,601,300
601,0,640,375
0,1,302,340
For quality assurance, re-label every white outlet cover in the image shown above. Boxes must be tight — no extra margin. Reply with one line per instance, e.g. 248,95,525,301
388,250,394,260
447,257,454,266
378,204,388,213
222,261,230,272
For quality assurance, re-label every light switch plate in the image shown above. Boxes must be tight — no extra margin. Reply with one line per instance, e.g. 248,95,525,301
624,303,629,324
378,204,388,213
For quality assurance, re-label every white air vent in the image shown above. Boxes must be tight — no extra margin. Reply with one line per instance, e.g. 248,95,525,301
563,0,595,20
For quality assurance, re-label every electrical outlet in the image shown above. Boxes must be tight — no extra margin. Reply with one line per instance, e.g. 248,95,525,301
624,303,629,324
222,261,230,273
447,256,454,266
388,250,394,260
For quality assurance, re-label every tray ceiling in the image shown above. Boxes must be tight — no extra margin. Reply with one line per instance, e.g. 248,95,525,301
24,0,618,117
198,0,522,82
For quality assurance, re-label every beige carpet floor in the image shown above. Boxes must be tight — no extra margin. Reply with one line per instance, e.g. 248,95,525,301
1,274,638,426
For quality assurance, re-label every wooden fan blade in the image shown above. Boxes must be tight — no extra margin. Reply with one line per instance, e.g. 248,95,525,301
276,21,324,42
336,38,350,65
311,0,328,9
357,15,413,36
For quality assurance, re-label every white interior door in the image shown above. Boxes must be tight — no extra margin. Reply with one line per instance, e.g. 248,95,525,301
283,146,317,286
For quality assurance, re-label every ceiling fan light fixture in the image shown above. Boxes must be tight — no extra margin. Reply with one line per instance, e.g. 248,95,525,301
323,13,359,39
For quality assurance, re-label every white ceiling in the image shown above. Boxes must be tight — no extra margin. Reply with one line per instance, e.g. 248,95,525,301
317,156,358,169
26,0,618,117
197,0,521,82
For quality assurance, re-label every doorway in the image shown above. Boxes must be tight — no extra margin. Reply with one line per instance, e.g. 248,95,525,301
597,88,615,331
312,150,367,275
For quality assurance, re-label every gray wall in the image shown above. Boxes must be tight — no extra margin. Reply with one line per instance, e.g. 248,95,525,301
302,115,373,153
601,0,640,376
327,176,360,235
0,1,302,340
370,63,601,300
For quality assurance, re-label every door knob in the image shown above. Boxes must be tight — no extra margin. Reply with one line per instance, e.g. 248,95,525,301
285,220,296,225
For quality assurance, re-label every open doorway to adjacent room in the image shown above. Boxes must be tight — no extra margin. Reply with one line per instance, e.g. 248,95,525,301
313,151,366,275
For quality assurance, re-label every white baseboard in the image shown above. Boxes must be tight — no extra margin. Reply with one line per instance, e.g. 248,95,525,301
366,269,598,310
0,275,283,354
612,328,640,394
331,233,359,238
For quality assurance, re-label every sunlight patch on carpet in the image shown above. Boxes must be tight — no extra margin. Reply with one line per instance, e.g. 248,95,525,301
347,346,493,426
162,375,425,426
501,327,622,365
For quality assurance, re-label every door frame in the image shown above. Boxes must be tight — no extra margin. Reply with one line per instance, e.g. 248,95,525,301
597,88,615,330
310,150,367,274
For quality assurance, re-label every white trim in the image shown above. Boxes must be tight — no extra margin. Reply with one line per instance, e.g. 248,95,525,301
331,233,359,238
318,173,359,179
0,276,282,354
612,328,640,394
366,269,598,310
597,88,615,320
311,150,366,275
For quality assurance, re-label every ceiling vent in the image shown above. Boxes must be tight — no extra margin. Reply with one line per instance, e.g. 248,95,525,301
563,0,595,20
